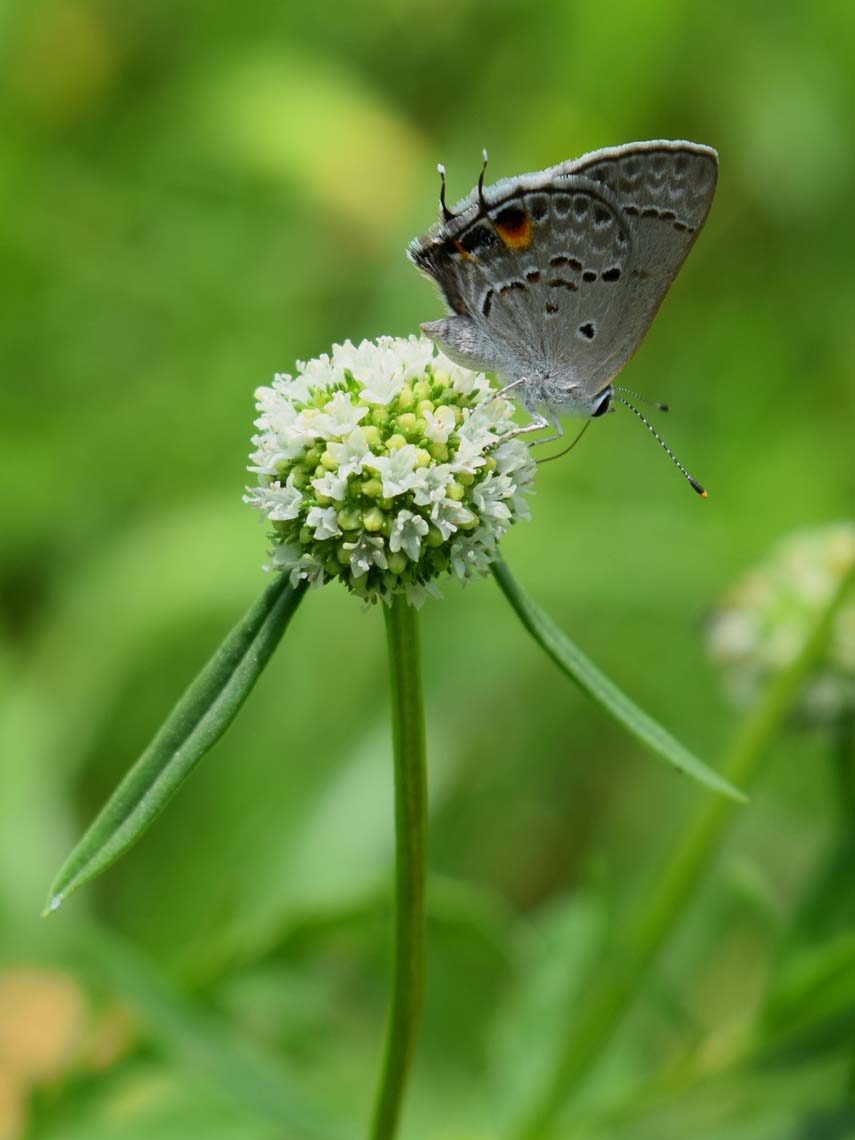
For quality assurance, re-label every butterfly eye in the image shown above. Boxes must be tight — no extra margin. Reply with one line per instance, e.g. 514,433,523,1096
592,393,612,418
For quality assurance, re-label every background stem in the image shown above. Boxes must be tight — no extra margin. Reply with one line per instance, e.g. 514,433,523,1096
833,711,855,824
369,595,428,1140
511,562,855,1139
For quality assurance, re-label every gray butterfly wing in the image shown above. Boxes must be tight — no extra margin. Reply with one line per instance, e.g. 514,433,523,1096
411,178,632,387
408,140,717,405
566,140,719,388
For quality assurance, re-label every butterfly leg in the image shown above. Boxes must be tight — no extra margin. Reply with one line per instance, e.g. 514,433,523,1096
530,411,564,448
494,377,528,400
506,410,564,447
505,412,548,439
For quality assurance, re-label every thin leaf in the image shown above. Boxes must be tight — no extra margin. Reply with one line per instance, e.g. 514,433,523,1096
45,574,306,913
75,920,340,1138
491,560,744,802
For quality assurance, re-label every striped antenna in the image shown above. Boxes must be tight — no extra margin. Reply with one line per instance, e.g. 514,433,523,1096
614,394,708,497
614,385,670,413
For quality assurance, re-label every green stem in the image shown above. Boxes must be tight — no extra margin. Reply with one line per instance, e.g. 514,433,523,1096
369,595,428,1140
832,711,855,825
511,562,855,1140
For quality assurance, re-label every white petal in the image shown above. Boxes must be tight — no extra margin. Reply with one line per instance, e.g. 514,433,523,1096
306,505,342,540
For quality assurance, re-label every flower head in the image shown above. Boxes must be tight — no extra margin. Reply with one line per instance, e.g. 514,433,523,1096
246,336,536,606
707,522,855,722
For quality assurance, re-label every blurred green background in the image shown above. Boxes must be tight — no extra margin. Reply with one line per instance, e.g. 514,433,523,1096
1,0,853,1137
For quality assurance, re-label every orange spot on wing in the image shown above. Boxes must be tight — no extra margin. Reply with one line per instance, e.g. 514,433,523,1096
453,239,474,260
495,211,533,251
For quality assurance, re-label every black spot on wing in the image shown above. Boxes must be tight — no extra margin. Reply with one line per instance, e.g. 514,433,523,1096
550,255,582,271
527,193,549,220
493,204,527,231
458,223,498,255
497,280,527,296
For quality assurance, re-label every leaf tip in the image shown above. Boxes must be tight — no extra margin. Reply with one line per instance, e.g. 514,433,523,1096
41,893,64,918
714,776,748,804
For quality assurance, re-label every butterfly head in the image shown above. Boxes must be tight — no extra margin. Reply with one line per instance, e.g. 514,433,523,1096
532,374,614,420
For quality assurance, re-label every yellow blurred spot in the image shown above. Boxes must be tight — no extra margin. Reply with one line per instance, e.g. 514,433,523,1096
0,969,86,1139
198,51,428,243
0,968,84,1082
0,1071,25,1140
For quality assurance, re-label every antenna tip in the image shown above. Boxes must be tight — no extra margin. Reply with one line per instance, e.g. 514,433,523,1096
482,148,489,162
437,162,445,175
690,478,708,498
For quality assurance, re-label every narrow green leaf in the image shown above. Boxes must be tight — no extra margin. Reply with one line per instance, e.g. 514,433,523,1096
491,560,745,802
45,574,307,913
75,921,340,1138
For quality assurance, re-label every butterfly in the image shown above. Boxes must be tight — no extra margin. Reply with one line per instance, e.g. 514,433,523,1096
408,140,718,492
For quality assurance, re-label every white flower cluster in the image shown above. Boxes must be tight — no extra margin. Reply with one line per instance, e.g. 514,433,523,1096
707,522,855,722
245,336,536,606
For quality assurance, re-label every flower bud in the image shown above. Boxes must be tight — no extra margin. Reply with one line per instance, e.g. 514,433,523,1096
707,523,855,722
